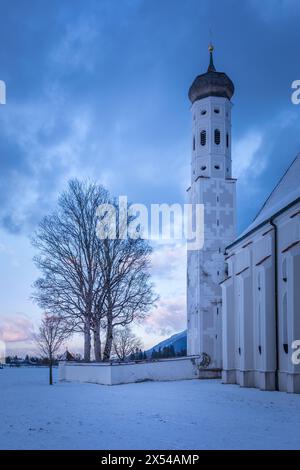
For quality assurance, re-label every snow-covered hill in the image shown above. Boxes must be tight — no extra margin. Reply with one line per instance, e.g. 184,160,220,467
146,330,187,357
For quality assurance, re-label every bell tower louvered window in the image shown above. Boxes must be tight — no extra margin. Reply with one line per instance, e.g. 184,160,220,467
214,129,221,145
200,130,206,146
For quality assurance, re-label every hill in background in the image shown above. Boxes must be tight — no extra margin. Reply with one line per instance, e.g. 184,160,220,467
146,330,187,358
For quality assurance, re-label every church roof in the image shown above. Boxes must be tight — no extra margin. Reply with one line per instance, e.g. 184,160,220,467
188,45,234,103
228,153,300,249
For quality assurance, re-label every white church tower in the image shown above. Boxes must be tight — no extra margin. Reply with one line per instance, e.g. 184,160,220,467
187,45,236,368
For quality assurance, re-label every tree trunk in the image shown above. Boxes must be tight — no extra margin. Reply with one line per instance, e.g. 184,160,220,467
49,357,53,385
84,319,91,362
93,325,102,362
103,317,113,361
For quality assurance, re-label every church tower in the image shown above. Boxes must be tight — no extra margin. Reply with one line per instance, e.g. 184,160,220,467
187,45,236,368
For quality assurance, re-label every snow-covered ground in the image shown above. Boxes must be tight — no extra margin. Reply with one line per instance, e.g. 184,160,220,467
1,367,300,450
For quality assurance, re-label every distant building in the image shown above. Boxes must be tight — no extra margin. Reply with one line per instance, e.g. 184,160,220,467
222,154,300,393
58,350,76,362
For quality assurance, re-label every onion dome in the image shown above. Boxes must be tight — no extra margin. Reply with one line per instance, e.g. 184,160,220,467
188,44,234,103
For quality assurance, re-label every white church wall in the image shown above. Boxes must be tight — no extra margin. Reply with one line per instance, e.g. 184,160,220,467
276,208,300,392
222,201,300,393
58,361,112,385
59,357,220,386
221,274,236,384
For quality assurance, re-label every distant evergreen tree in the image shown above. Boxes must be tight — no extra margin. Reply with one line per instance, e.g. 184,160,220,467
152,349,160,359
129,352,135,361
176,348,187,357
138,349,143,360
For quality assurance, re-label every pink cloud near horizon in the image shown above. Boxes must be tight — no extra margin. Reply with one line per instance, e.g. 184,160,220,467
145,295,186,337
0,314,34,343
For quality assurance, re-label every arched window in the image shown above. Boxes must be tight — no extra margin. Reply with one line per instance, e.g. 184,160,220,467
226,133,229,148
201,109,207,116
214,129,221,145
200,130,206,146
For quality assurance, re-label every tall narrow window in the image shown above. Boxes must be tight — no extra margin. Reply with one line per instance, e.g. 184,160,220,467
226,133,229,148
200,130,206,146
193,136,195,151
258,302,262,355
283,293,288,354
282,258,287,282
214,129,221,145
257,272,261,291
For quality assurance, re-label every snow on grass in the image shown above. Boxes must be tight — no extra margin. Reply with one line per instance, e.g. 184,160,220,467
1,367,300,450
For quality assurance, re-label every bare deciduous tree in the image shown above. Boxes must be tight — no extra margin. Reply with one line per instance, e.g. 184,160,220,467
36,314,69,385
32,180,109,362
97,235,157,361
112,326,143,361
32,179,158,363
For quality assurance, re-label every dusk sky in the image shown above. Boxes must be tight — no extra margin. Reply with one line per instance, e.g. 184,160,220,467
0,0,299,356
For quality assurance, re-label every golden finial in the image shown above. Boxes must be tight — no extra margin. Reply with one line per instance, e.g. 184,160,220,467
207,43,216,72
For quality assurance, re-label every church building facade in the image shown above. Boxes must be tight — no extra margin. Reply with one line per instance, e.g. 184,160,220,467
187,46,300,393
221,154,300,393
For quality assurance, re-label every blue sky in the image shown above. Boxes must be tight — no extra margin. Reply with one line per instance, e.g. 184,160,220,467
0,0,299,355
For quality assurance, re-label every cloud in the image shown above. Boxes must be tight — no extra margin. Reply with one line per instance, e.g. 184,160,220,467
233,131,265,180
144,295,186,337
50,19,99,72
150,242,186,279
0,314,34,343
250,0,300,21
0,94,94,234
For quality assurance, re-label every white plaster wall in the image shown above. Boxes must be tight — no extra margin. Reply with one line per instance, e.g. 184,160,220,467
222,202,300,393
59,362,112,385
59,357,220,386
